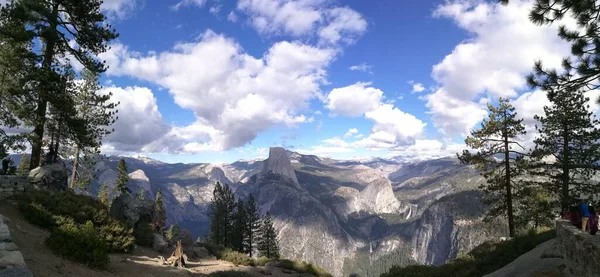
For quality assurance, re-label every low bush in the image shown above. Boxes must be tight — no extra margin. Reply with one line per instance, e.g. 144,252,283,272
381,228,557,277
45,218,110,269
221,249,255,266
134,220,154,247
256,257,272,266
277,259,333,277
17,189,135,252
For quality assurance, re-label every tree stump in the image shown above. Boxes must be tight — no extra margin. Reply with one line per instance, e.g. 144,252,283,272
167,240,186,268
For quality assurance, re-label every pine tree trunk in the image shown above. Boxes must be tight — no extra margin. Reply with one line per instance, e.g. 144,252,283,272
562,122,570,213
69,145,80,189
29,4,59,170
504,112,515,237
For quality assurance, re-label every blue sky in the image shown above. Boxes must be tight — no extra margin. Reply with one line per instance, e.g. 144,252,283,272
59,0,599,163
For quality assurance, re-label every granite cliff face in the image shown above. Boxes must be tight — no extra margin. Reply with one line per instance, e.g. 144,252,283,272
72,148,502,277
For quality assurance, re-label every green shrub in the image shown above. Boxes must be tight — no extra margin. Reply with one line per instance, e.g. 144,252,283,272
222,249,255,266
256,256,272,266
134,219,154,247
45,218,110,268
17,189,135,252
381,228,557,277
165,223,180,241
277,259,333,277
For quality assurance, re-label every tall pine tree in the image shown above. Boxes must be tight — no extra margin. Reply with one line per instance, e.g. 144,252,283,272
529,86,600,213
232,198,247,252
154,190,167,233
116,158,130,195
258,212,280,259
98,183,110,207
209,182,237,247
0,0,118,169
457,98,526,237
244,194,261,256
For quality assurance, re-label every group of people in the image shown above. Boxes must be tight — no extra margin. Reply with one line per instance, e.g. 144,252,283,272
564,199,599,235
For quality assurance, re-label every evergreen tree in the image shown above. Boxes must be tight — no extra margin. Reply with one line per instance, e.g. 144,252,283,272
17,154,29,177
209,182,237,247
457,98,526,237
232,198,247,252
258,212,280,259
154,190,167,233
116,158,130,195
529,86,600,213
98,183,110,207
0,0,118,169
137,188,146,200
244,194,261,256
515,185,554,229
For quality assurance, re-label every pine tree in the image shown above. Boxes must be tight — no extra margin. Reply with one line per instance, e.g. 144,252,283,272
209,182,237,247
232,198,247,252
0,0,118,169
457,98,526,237
98,183,111,207
137,188,146,200
17,154,29,177
244,194,261,256
529,86,600,213
515,185,554,229
258,212,280,259
154,190,167,233
116,159,130,195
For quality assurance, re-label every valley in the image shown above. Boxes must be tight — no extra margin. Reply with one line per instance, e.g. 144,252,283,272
58,147,508,277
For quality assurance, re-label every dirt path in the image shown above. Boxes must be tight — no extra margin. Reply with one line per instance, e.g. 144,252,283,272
0,200,289,277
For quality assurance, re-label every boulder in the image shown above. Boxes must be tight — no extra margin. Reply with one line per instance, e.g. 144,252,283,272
27,164,68,192
169,228,193,247
110,194,155,227
153,233,168,253
0,251,26,268
191,246,210,259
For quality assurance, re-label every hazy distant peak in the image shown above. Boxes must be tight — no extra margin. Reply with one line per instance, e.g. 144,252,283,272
264,147,300,186
129,169,149,182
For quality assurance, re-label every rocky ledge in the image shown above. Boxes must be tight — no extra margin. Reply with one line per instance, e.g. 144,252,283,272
0,214,32,276
557,219,600,277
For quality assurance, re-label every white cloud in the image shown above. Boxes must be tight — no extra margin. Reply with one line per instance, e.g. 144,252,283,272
387,140,466,162
210,4,223,16
236,0,366,45
349,63,373,73
172,0,207,10
427,0,572,136
101,86,171,152
325,82,383,117
343,128,359,138
356,104,427,148
101,0,140,19
411,82,425,93
228,11,239,22
102,30,335,152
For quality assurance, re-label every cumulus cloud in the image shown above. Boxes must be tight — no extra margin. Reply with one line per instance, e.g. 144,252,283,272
102,30,335,152
101,0,140,19
326,82,383,117
236,0,367,45
101,86,171,152
410,81,425,93
228,11,239,22
387,140,467,162
426,0,572,136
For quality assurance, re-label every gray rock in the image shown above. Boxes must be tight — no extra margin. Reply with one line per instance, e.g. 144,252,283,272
110,194,155,227
191,246,210,259
152,233,168,253
0,243,18,252
0,268,33,277
0,225,11,243
483,239,565,277
27,164,68,192
0,251,26,268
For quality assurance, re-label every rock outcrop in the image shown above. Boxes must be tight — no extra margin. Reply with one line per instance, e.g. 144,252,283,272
0,215,32,276
27,163,68,192
153,233,168,253
110,194,155,227
263,147,299,187
556,219,600,277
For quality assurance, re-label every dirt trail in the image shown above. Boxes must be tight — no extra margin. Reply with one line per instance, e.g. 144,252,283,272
0,201,289,277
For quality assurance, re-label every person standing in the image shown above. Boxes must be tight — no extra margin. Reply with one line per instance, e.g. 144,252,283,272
580,199,591,232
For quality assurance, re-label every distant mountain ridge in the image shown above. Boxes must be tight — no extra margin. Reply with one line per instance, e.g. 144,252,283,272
9,148,506,276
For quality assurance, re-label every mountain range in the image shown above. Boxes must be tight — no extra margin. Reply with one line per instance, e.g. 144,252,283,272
13,147,507,277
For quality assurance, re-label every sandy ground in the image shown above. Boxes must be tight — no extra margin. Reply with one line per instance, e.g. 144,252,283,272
0,201,289,277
